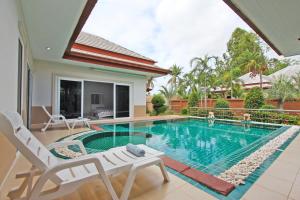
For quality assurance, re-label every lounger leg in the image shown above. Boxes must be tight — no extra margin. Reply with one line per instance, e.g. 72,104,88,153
159,160,170,182
100,173,119,200
64,119,71,130
41,119,52,132
120,169,137,200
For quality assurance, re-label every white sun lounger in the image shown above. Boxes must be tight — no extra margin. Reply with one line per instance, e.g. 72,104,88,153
41,106,90,132
41,106,71,132
0,111,169,200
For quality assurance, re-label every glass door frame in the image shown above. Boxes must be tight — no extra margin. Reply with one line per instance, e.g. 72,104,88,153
56,76,84,117
114,83,132,119
55,76,132,119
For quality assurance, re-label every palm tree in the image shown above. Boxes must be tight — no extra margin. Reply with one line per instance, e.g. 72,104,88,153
159,85,176,105
244,51,267,89
190,56,216,107
168,64,183,87
268,75,296,109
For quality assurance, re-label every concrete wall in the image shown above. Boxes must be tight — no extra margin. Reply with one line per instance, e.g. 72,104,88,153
32,59,147,124
0,0,19,112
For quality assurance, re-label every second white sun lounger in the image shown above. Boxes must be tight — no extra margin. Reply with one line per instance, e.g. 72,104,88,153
41,106,71,132
0,111,169,200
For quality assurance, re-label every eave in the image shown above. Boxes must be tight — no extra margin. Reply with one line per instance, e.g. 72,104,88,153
63,0,169,76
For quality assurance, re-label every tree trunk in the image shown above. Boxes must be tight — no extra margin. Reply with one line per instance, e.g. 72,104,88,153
278,100,284,110
259,72,263,89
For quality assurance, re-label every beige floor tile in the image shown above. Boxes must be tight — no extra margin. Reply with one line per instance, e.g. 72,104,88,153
162,190,194,200
289,184,300,200
255,173,293,196
180,184,216,200
242,185,286,200
277,153,300,167
263,161,299,182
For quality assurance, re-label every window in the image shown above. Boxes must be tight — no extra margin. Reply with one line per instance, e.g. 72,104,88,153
17,40,23,114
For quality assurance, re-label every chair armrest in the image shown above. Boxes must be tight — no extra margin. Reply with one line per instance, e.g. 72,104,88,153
47,140,87,155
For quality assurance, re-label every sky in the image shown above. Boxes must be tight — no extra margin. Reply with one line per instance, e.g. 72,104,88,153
82,0,282,93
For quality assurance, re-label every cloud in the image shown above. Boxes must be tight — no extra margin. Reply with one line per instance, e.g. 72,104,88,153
83,0,280,93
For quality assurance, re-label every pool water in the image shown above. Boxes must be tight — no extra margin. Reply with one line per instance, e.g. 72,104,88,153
74,118,292,199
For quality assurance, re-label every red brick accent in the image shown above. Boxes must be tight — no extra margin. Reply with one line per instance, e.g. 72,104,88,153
170,99,300,113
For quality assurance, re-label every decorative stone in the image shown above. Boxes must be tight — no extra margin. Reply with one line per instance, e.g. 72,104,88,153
217,126,299,186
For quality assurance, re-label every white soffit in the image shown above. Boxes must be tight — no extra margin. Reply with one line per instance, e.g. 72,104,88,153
20,0,87,60
230,0,300,56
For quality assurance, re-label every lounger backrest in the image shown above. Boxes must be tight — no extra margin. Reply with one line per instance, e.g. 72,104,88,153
42,106,52,118
0,111,58,171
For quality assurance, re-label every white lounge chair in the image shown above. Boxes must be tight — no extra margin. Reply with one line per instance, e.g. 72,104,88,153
0,111,169,200
41,106,70,132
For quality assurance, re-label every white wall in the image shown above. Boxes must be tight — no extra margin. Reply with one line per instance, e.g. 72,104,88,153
32,60,147,113
0,0,19,112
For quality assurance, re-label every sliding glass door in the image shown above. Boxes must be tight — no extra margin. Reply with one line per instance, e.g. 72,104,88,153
59,80,82,119
116,85,130,118
57,78,131,119
83,81,114,120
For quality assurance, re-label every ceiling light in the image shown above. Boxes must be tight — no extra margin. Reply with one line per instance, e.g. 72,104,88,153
45,47,51,51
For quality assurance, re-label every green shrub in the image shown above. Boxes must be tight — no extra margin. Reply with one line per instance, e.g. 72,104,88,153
244,87,265,109
181,108,188,115
157,105,168,114
151,94,167,115
163,109,175,115
214,110,234,119
260,104,276,110
198,109,208,117
250,111,300,125
150,110,157,116
215,98,230,108
188,91,199,107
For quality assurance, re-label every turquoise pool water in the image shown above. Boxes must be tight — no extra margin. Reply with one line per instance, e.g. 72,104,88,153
74,118,293,199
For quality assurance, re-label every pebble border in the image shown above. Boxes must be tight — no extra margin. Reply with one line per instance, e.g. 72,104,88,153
218,126,300,186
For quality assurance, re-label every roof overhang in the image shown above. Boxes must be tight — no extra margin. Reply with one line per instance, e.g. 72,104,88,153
21,0,168,77
20,0,93,60
223,0,300,56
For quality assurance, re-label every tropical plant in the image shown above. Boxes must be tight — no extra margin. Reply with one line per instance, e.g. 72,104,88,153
244,87,265,109
188,91,199,107
245,52,267,89
292,72,300,97
181,108,188,115
190,55,217,106
260,104,276,110
232,81,244,98
168,64,183,87
159,85,176,105
215,99,230,108
151,94,167,115
267,75,296,109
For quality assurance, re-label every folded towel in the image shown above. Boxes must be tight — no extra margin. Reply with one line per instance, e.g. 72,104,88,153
126,143,145,157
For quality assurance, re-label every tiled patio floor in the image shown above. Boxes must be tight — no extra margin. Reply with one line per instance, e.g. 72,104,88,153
242,131,300,200
1,116,300,200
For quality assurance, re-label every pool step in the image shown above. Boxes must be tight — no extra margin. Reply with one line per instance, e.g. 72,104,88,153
161,156,235,196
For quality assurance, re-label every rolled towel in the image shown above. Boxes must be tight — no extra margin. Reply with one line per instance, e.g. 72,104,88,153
126,143,145,157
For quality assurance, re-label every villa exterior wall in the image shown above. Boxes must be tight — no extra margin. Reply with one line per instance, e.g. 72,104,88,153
0,0,34,189
31,60,147,124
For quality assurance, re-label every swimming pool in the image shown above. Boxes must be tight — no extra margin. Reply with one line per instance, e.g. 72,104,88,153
71,118,296,199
